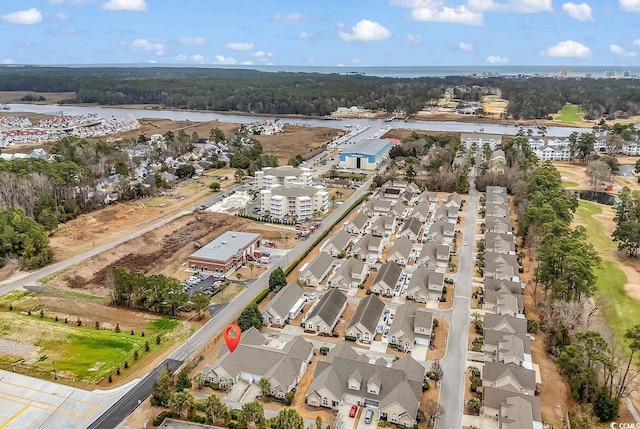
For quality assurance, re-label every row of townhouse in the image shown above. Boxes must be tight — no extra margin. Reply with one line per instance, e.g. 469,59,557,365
478,186,541,429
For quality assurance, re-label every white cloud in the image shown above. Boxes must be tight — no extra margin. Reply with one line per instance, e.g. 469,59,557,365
273,13,306,23
297,32,314,40
253,51,273,58
411,5,484,26
191,54,205,63
226,42,254,51
179,37,206,46
1,8,43,25
2,58,15,64
102,0,147,11
130,38,165,56
458,41,473,51
467,0,552,13
562,2,593,21
338,19,391,42
48,0,94,4
486,55,508,63
540,39,591,57
610,44,637,57
148,59,156,63
174,54,187,61
403,34,423,45
620,0,640,12
241,61,254,65
52,12,69,20
214,55,237,65
633,39,640,46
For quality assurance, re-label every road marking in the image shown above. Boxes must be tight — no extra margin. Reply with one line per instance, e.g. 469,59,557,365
453,295,470,300
0,391,89,419
0,404,29,429
0,379,93,406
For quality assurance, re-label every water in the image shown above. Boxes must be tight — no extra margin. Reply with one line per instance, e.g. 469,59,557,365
5,103,588,137
568,190,619,205
618,164,636,177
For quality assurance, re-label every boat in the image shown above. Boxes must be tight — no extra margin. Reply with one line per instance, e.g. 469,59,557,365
0,104,9,110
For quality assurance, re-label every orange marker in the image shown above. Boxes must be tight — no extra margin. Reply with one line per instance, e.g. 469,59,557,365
223,324,241,352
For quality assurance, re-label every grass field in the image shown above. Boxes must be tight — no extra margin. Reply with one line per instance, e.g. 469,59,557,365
0,292,183,382
556,104,582,123
575,201,640,343
561,181,579,188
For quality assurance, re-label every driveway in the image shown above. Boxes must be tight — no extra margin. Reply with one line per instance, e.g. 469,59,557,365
410,344,429,361
225,380,248,402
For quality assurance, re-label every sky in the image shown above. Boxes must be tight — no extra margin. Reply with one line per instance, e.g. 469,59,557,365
1,0,640,68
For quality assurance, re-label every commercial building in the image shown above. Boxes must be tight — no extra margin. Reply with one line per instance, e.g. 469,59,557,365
187,231,261,275
255,166,313,190
260,185,328,220
338,139,392,170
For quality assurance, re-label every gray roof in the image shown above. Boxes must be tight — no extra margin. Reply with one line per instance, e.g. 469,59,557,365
486,186,507,195
484,314,528,335
308,288,347,325
428,220,455,238
485,252,519,278
261,166,304,177
352,234,383,256
485,278,523,295
501,396,535,429
485,203,510,218
347,294,385,334
407,266,444,294
389,303,429,343
324,230,352,253
418,191,438,202
265,282,305,319
418,242,450,264
343,138,391,156
271,185,324,198
209,327,312,391
346,212,370,232
372,199,393,211
483,387,541,422
484,330,531,354
389,237,413,260
331,257,367,285
302,252,335,281
483,362,536,391
446,192,463,206
499,334,526,363
307,344,422,419
485,215,512,233
414,308,434,332
391,201,407,216
486,232,516,253
400,217,422,236
411,201,431,219
191,231,261,262
373,261,403,288
486,290,523,313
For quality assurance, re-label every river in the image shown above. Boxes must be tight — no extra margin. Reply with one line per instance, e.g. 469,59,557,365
5,103,587,137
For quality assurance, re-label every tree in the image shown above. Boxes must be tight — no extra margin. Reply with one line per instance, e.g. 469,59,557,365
209,181,221,191
423,400,444,427
240,400,265,427
169,389,195,420
150,365,173,407
617,324,640,398
191,290,211,315
175,367,192,391
315,416,323,429
585,160,611,189
467,366,481,382
234,168,246,183
193,372,207,389
635,159,640,174
114,160,129,176
203,394,229,425
258,377,271,398
248,262,255,277
237,303,263,331
176,164,196,179
612,188,640,257
272,408,304,429
209,127,226,143
430,360,444,382
468,398,482,413
405,164,416,182
592,386,619,422
268,267,287,291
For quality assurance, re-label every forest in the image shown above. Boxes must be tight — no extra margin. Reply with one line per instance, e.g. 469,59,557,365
2,66,640,119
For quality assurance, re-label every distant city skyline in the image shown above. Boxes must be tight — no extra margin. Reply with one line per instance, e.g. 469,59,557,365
1,0,640,67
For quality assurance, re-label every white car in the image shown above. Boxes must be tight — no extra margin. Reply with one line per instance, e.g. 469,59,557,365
463,240,468,246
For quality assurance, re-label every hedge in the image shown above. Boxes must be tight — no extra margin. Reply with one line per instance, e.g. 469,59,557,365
344,335,357,342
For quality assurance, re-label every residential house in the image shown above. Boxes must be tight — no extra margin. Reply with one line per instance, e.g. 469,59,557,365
370,261,403,297
322,230,353,257
202,327,313,399
160,172,176,182
485,216,512,234
262,283,306,327
382,180,418,194
483,314,528,335
399,191,416,206
495,334,529,367
390,201,408,219
387,237,413,266
444,193,463,210
416,242,450,269
126,144,153,159
389,303,434,350
483,387,541,426
397,218,423,242
344,212,370,235
425,220,455,245
485,203,510,218
432,205,458,224
461,133,502,150
304,288,348,335
417,191,438,205
486,190,509,205
299,252,335,287
484,291,523,316
484,278,524,295
485,252,520,282
382,187,402,201
328,258,369,290
406,266,445,303
489,150,506,173
482,362,536,396
351,234,384,263
410,201,431,223
486,186,508,196
306,344,424,426
363,199,393,217
485,232,516,255
346,294,385,343
370,215,395,238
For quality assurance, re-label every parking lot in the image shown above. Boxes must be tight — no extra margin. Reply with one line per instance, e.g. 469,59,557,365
182,272,226,297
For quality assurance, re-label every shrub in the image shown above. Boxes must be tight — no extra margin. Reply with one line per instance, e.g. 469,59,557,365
124,361,129,369
145,341,150,352
108,374,112,383
285,391,294,405
191,415,206,424
422,382,430,391
470,382,478,393
133,350,139,360
115,323,121,333
319,347,329,355
230,409,241,420
344,335,357,342
153,411,170,426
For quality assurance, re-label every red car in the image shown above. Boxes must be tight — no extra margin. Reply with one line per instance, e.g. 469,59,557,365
349,405,358,418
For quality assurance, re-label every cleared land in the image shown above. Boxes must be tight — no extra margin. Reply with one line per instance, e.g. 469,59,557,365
0,91,75,104
554,104,583,123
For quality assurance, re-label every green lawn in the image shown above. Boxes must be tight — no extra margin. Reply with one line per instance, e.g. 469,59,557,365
555,104,582,123
575,201,640,343
561,181,579,188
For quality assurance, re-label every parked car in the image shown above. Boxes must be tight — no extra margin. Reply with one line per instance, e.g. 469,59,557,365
364,410,373,424
349,405,358,418
309,293,317,300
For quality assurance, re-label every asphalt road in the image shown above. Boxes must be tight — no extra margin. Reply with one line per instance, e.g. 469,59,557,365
87,359,182,429
436,150,481,429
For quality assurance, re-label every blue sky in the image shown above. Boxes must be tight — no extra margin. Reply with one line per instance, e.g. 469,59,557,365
1,0,640,67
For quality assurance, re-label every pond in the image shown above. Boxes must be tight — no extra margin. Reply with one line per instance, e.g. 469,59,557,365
568,190,619,205
618,164,636,177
